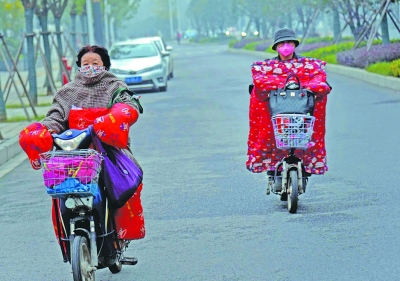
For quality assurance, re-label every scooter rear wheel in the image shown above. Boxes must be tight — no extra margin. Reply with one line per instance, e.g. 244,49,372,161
288,170,299,214
72,235,95,281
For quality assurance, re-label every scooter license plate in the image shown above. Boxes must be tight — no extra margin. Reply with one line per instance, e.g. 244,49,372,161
125,76,142,84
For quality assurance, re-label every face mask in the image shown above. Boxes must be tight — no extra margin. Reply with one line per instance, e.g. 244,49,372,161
277,43,295,57
79,65,106,78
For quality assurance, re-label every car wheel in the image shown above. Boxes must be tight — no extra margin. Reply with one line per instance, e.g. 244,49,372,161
169,71,174,79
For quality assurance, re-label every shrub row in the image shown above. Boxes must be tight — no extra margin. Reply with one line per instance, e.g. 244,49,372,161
390,59,400,77
336,42,400,69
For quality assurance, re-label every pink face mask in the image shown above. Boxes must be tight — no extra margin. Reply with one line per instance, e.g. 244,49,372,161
277,43,295,57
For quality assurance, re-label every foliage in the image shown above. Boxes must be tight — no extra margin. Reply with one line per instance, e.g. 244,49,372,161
301,42,354,63
232,38,260,49
0,0,24,32
298,42,333,53
72,0,86,15
243,41,263,51
304,37,333,44
336,42,400,68
255,41,272,52
229,40,238,48
0,0,24,57
186,0,238,37
6,114,46,122
390,59,400,77
109,0,141,26
366,61,393,76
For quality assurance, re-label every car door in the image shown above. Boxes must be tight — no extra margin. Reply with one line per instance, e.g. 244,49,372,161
153,39,172,79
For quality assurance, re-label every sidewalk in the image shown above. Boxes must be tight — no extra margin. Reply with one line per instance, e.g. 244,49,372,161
0,95,52,179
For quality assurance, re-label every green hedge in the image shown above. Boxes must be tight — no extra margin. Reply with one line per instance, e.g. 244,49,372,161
243,41,262,51
366,61,393,76
229,40,238,48
301,42,354,63
390,59,400,77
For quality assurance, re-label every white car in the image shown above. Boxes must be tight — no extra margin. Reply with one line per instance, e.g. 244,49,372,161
150,36,174,79
109,38,169,92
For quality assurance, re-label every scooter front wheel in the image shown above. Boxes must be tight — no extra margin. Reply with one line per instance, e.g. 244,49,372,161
72,235,95,281
288,170,299,214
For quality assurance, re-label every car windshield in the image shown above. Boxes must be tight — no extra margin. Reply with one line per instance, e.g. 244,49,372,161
110,43,158,59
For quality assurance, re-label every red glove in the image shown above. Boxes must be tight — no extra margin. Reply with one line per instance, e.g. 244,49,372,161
19,122,53,170
93,103,139,149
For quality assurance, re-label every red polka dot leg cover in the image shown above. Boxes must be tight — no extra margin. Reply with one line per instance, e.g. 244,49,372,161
246,58,330,174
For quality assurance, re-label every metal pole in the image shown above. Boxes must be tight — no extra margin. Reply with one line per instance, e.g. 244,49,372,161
176,0,181,33
86,0,95,45
168,0,174,39
110,17,115,45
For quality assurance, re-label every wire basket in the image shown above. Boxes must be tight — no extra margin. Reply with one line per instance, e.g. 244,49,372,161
271,114,315,150
40,149,103,198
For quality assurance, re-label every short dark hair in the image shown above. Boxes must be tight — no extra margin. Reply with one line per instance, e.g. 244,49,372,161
76,45,111,70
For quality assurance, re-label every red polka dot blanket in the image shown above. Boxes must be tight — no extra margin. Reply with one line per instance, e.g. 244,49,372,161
247,57,331,174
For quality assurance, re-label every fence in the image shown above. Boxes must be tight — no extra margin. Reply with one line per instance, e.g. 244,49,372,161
0,31,87,121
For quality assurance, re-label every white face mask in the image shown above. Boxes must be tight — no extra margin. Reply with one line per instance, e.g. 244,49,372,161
79,65,106,78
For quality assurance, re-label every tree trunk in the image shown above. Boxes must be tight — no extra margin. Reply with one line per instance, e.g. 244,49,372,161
80,12,88,45
288,12,293,30
71,13,77,53
39,14,53,95
54,17,63,84
333,5,341,42
92,1,104,46
381,12,390,44
261,19,268,39
54,17,63,55
24,7,37,105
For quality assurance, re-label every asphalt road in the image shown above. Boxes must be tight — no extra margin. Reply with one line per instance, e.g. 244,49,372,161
1,42,400,281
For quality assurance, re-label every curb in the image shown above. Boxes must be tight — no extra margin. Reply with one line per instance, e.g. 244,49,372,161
227,48,400,92
0,135,23,166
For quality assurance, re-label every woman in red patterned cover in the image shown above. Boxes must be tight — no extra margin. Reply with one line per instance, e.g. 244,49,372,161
19,45,145,266
246,28,332,187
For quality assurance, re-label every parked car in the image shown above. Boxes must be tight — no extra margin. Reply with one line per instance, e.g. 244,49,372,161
109,38,169,92
150,36,174,79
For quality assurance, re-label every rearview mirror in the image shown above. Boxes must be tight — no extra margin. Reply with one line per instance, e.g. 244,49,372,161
166,46,173,51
